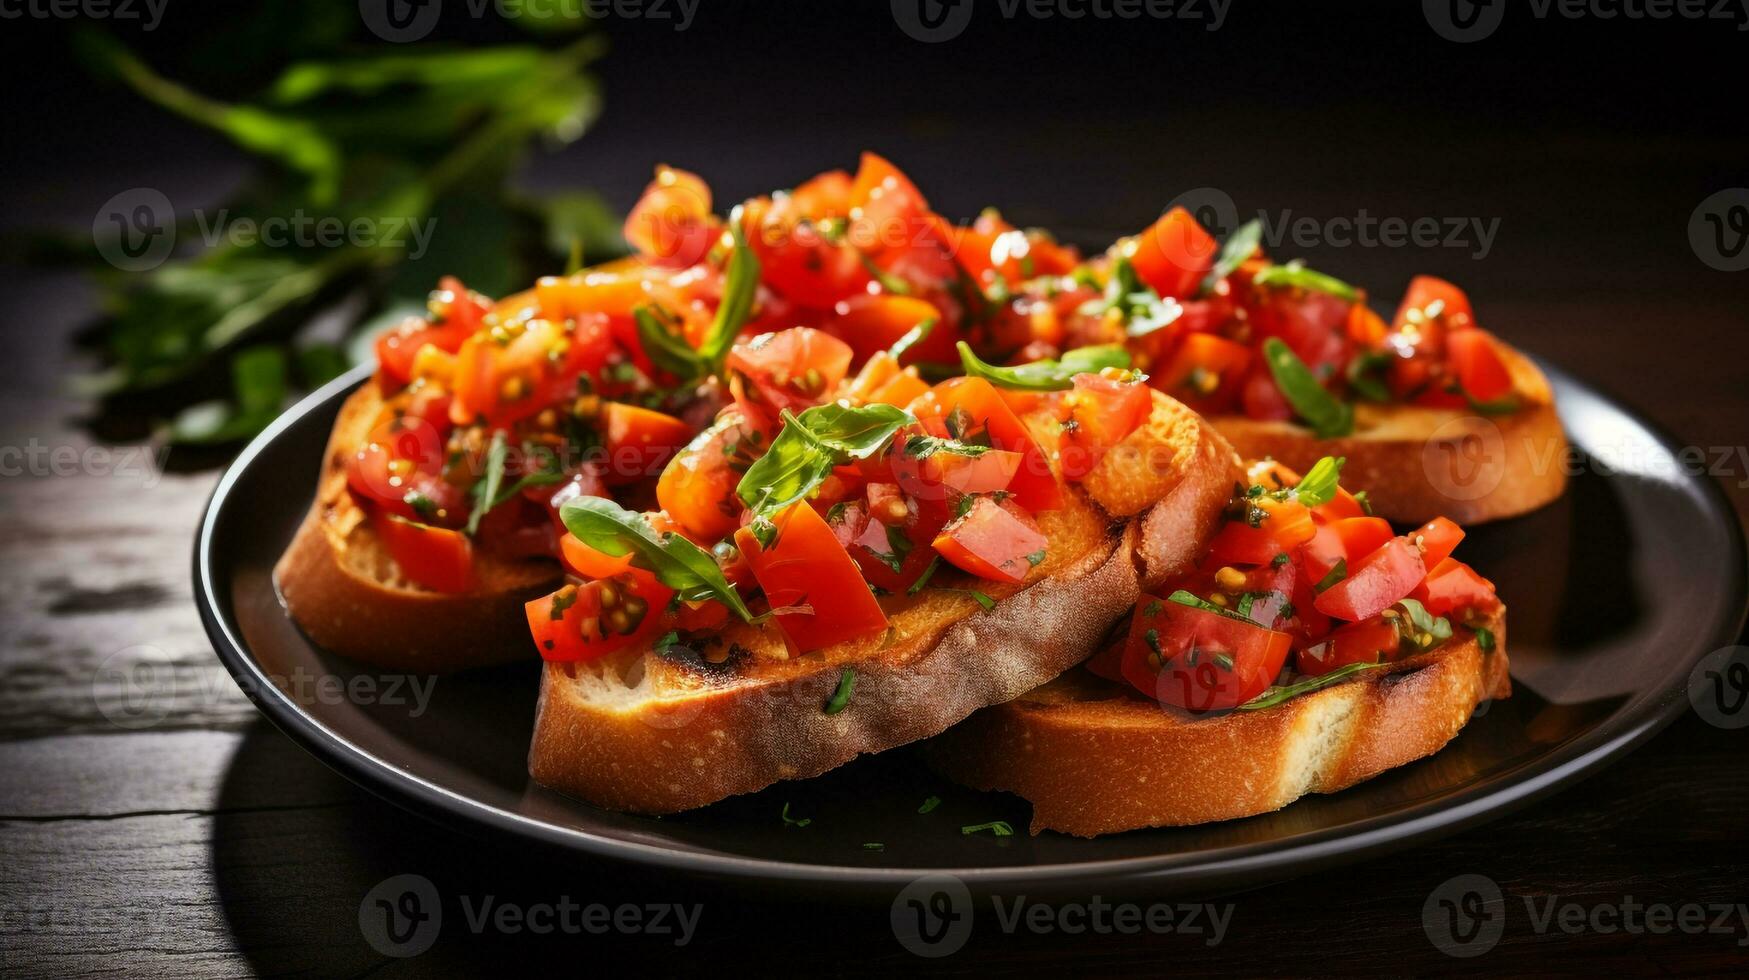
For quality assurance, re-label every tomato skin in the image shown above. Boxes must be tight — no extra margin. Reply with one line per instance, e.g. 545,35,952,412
1121,593,1292,712
1129,207,1217,299
791,169,852,219
450,315,613,428
847,152,931,257
623,164,715,268
657,412,758,542
746,195,871,310
932,496,1047,585
1206,497,1317,567
725,327,855,424
526,569,673,662
1314,537,1427,622
1392,275,1473,330
1154,333,1252,414
560,534,634,580
826,495,945,594
1295,616,1401,677
374,277,488,386
600,403,693,486
827,294,942,366
1240,365,1295,422
1410,516,1466,570
1412,558,1500,616
735,502,888,652
1311,486,1365,522
1329,516,1394,563
847,352,930,408
1058,372,1152,480
1295,523,1347,590
1447,328,1514,403
371,512,475,594
907,377,1062,511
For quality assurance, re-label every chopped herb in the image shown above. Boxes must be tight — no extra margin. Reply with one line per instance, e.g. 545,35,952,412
780,802,811,828
953,494,976,519
1212,653,1236,672
465,430,510,536
917,795,942,814
1167,589,1257,624
652,630,680,654
1025,548,1047,567
1237,662,1390,711
1144,628,1163,657
1263,339,1354,438
1314,559,1348,594
1143,600,1164,618
1395,598,1454,650
1345,349,1394,402
1197,219,1262,296
961,821,1014,837
403,490,439,520
1252,260,1360,302
697,207,761,367
887,317,937,361
1292,455,1345,507
1352,490,1373,515
1475,626,1496,652
941,589,997,612
823,669,856,715
862,842,886,851
956,340,1131,391
825,501,850,525
738,403,913,521
632,304,708,381
1271,553,1291,568
548,587,578,621
906,433,992,461
906,555,942,595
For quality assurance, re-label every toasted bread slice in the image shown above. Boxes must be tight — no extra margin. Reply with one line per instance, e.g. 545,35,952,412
1213,342,1566,524
274,383,561,672
925,608,1509,837
528,392,1243,813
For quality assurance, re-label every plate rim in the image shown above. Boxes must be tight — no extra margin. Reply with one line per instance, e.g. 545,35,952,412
194,360,1748,893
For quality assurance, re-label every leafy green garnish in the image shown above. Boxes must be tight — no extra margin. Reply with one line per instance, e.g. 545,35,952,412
887,317,937,361
780,802,811,828
736,403,912,521
907,556,942,595
961,820,1014,837
1253,260,1359,302
956,341,1130,392
1166,589,1255,624
1475,626,1496,652
917,795,942,814
465,431,510,536
1314,560,1348,594
696,206,760,367
823,669,856,715
560,495,753,621
939,589,997,611
904,432,992,460
632,304,706,380
1262,338,1354,438
1197,219,1262,296
1236,662,1390,711
1345,349,1394,402
1395,598,1454,650
1292,456,1345,508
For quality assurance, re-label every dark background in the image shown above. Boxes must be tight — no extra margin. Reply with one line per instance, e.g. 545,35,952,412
2,1,1747,975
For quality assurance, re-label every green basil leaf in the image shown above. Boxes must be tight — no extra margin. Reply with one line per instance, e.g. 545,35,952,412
633,304,706,380
796,402,913,457
1252,260,1359,302
1292,456,1345,508
904,433,991,460
736,404,913,520
1345,349,1394,402
465,431,509,536
696,206,760,367
956,341,1131,392
1263,338,1354,438
560,495,753,621
887,316,937,361
1166,589,1257,625
1314,559,1348,594
1236,662,1390,711
1197,219,1262,296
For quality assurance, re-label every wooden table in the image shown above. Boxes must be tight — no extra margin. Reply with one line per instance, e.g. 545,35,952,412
5,65,1749,980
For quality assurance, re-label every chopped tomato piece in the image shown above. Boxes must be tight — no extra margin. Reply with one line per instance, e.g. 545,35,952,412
560,534,634,580
1058,371,1152,480
1121,593,1292,712
373,277,488,385
908,377,1062,511
601,403,693,485
1410,516,1466,570
1206,497,1317,567
1314,537,1427,622
1412,558,1500,616
371,512,474,594
932,496,1047,585
1239,366,1294,422
657,412,759,542
1392,275,1473,330
450,315,613,428
826,494,945,594
746,194,871,309
791,169,853,219
1328,516,1394,563
527,569,673,662
1311,485,1366,522
828,294,942,365
1154,333,1252,414
1294,524,1347,589
624,164,716,268
1128,207,1217,300
736,502,888,651
725,327,855,422
1295,616,1401,677
1447,328,1514,403
847,151,931,257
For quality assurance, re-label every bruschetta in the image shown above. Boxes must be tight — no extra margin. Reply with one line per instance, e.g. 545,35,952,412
926,457,1510,837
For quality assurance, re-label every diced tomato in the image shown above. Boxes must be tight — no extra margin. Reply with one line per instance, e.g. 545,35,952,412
624,164,716,268
1314,537,1428,622
847,152,931,257
450,315,613,428
657,412,759,542
346,414,451,512
534,269,661,323
1128,207,1217,300
1329,516,1394,563
1311,485,1366,522
827,494,944,594
1347,301,1388,347
560,534,634,580
1412,558,1500,616
725,327,855,423
827,294,942,365
1295,616,1402,677
541,466,610,535
600,403,693,486
1121,593,1292,712
1447,328,1514,403
1248,285,1352,379
791,169,853,220
746,194,871,309
1294,524,1347,589
930,449,1023,496
735,502,888,652
373,277,489,386
1083,639,1126,684
1058,371,1152,480
526,568,673,662
371,512,474,594
1410,516,1466,570
846,352,931,408
1206,497,1317,567
907,377,1062,511
932,496,1047,585
1240,366,1294,422
1154,333,1252,414
1392,275,1473,331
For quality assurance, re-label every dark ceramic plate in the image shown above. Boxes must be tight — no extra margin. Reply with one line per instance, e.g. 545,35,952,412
196,360,1746,898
